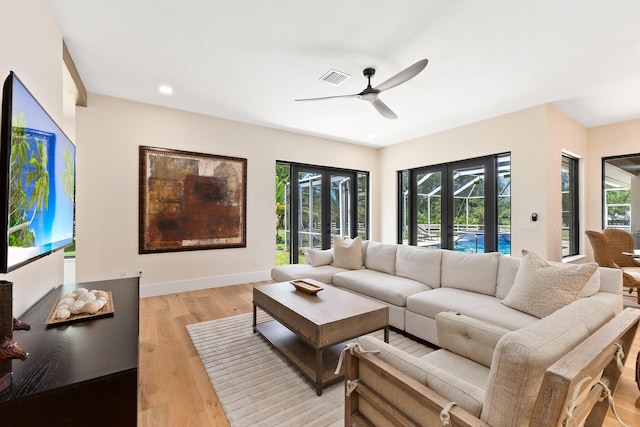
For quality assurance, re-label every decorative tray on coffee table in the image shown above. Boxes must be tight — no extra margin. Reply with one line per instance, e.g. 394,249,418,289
290,279,324,295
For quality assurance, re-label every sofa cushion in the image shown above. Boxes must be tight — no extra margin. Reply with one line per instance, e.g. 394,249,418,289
407,288,537,332
441,251,501,296
306,248,333,266
502,251,598,318
435,312,510,368
481,298,614,426
333,269,431,307
395,245,442,287
270,264,347,284
332,236,363,269
364,241,397,274
358,335,485,417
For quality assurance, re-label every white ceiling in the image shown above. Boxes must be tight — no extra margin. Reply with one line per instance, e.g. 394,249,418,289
49,0,640,148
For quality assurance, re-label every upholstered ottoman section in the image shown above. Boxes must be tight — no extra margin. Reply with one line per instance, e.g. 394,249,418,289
269,264,347,284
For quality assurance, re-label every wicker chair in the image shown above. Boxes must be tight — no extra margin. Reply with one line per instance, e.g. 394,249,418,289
586,229,640,302
603,228,640,267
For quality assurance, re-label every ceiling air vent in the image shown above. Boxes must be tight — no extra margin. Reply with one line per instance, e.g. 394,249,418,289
319,69,350,86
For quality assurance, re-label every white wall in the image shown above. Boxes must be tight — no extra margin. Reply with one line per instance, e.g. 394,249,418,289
0,0,67,316
75,94,378,297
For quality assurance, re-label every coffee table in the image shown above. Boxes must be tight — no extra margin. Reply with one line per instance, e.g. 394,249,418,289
253,279,389,395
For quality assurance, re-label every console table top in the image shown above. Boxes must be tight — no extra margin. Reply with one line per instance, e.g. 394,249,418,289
0,277,139,402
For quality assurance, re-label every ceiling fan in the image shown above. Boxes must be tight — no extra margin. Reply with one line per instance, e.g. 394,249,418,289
295,59,428,119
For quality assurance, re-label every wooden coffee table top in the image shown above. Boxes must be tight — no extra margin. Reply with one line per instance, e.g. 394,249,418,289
253,279,388,348
255,280,386,323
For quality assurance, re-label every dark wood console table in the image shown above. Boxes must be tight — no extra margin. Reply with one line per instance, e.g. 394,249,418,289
0,277,139,426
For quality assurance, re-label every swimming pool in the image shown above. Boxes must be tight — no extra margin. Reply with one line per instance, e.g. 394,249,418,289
454,232,511,255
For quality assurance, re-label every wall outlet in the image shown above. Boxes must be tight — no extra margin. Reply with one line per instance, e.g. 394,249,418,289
138,269,144,278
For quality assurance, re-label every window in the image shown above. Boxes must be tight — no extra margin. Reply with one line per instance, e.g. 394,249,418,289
561,154,579,257
602,154,640,232
398,154,510,254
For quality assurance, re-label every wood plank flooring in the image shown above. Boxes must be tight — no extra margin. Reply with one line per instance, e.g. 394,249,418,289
138,282,640,426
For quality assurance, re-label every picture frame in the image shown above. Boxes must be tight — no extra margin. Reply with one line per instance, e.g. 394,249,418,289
139,146,247,253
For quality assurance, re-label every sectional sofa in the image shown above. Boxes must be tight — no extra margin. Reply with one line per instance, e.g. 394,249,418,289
270,238,623,345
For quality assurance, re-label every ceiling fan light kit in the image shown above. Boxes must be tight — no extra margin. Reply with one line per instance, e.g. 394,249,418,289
296,58,428,119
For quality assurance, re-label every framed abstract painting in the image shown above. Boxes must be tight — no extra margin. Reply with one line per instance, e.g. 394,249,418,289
139,146,247,253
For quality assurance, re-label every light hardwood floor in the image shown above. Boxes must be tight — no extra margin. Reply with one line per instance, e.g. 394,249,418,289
138,283,640,426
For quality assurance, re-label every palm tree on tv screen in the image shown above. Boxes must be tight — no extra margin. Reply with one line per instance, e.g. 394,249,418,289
8,123,49,246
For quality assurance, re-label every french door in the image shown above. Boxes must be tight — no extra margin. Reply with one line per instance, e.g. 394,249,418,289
401,155,510,254
289,165,361,262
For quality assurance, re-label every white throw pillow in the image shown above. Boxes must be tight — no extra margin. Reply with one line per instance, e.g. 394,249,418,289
332,236,363,270
306,248,333,266
502,250,598,318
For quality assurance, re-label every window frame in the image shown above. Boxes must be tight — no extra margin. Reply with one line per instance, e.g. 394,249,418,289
561,153,580,257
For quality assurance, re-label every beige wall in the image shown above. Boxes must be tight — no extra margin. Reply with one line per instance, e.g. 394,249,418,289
586,118,640,259
545,105,589,260
379,105,553,258
0,0,67,316
75,94,378,296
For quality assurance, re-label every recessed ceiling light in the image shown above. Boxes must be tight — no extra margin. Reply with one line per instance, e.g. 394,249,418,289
158,85,173,95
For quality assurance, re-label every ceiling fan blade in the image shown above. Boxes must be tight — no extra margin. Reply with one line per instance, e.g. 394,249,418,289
371,98,398,119
374,58,428,92
295,94,359,102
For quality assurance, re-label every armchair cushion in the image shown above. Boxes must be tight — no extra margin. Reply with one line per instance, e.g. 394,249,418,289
357,335,485,417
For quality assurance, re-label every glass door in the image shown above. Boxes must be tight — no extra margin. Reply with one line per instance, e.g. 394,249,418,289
288,165,359,263
402,155,507,254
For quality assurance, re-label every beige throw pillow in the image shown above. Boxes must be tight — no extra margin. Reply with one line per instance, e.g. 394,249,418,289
306,248,333,266
501,250,598,318
332,236,363,269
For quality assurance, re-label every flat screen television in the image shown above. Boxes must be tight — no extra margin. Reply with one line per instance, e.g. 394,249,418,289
0,71,76,273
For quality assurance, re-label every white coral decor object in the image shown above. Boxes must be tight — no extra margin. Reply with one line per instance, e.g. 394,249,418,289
54,289,109,319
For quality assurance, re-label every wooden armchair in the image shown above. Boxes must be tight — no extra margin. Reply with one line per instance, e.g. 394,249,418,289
344,307,640,427
586,230,640,301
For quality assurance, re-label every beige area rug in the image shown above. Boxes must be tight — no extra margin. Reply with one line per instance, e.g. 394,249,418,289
187,311,433,427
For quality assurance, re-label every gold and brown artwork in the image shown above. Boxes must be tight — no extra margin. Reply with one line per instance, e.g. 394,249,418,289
139,146,246,253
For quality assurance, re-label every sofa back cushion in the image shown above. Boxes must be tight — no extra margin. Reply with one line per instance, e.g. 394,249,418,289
441,251,501,295
496,255,521,299
395,245,442,287
364,241,397,274
481,298,614,426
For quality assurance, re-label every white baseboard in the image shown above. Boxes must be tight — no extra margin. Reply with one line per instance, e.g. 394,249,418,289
139,270,272,298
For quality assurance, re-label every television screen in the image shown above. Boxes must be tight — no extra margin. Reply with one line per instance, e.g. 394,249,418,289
0,72,76,273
